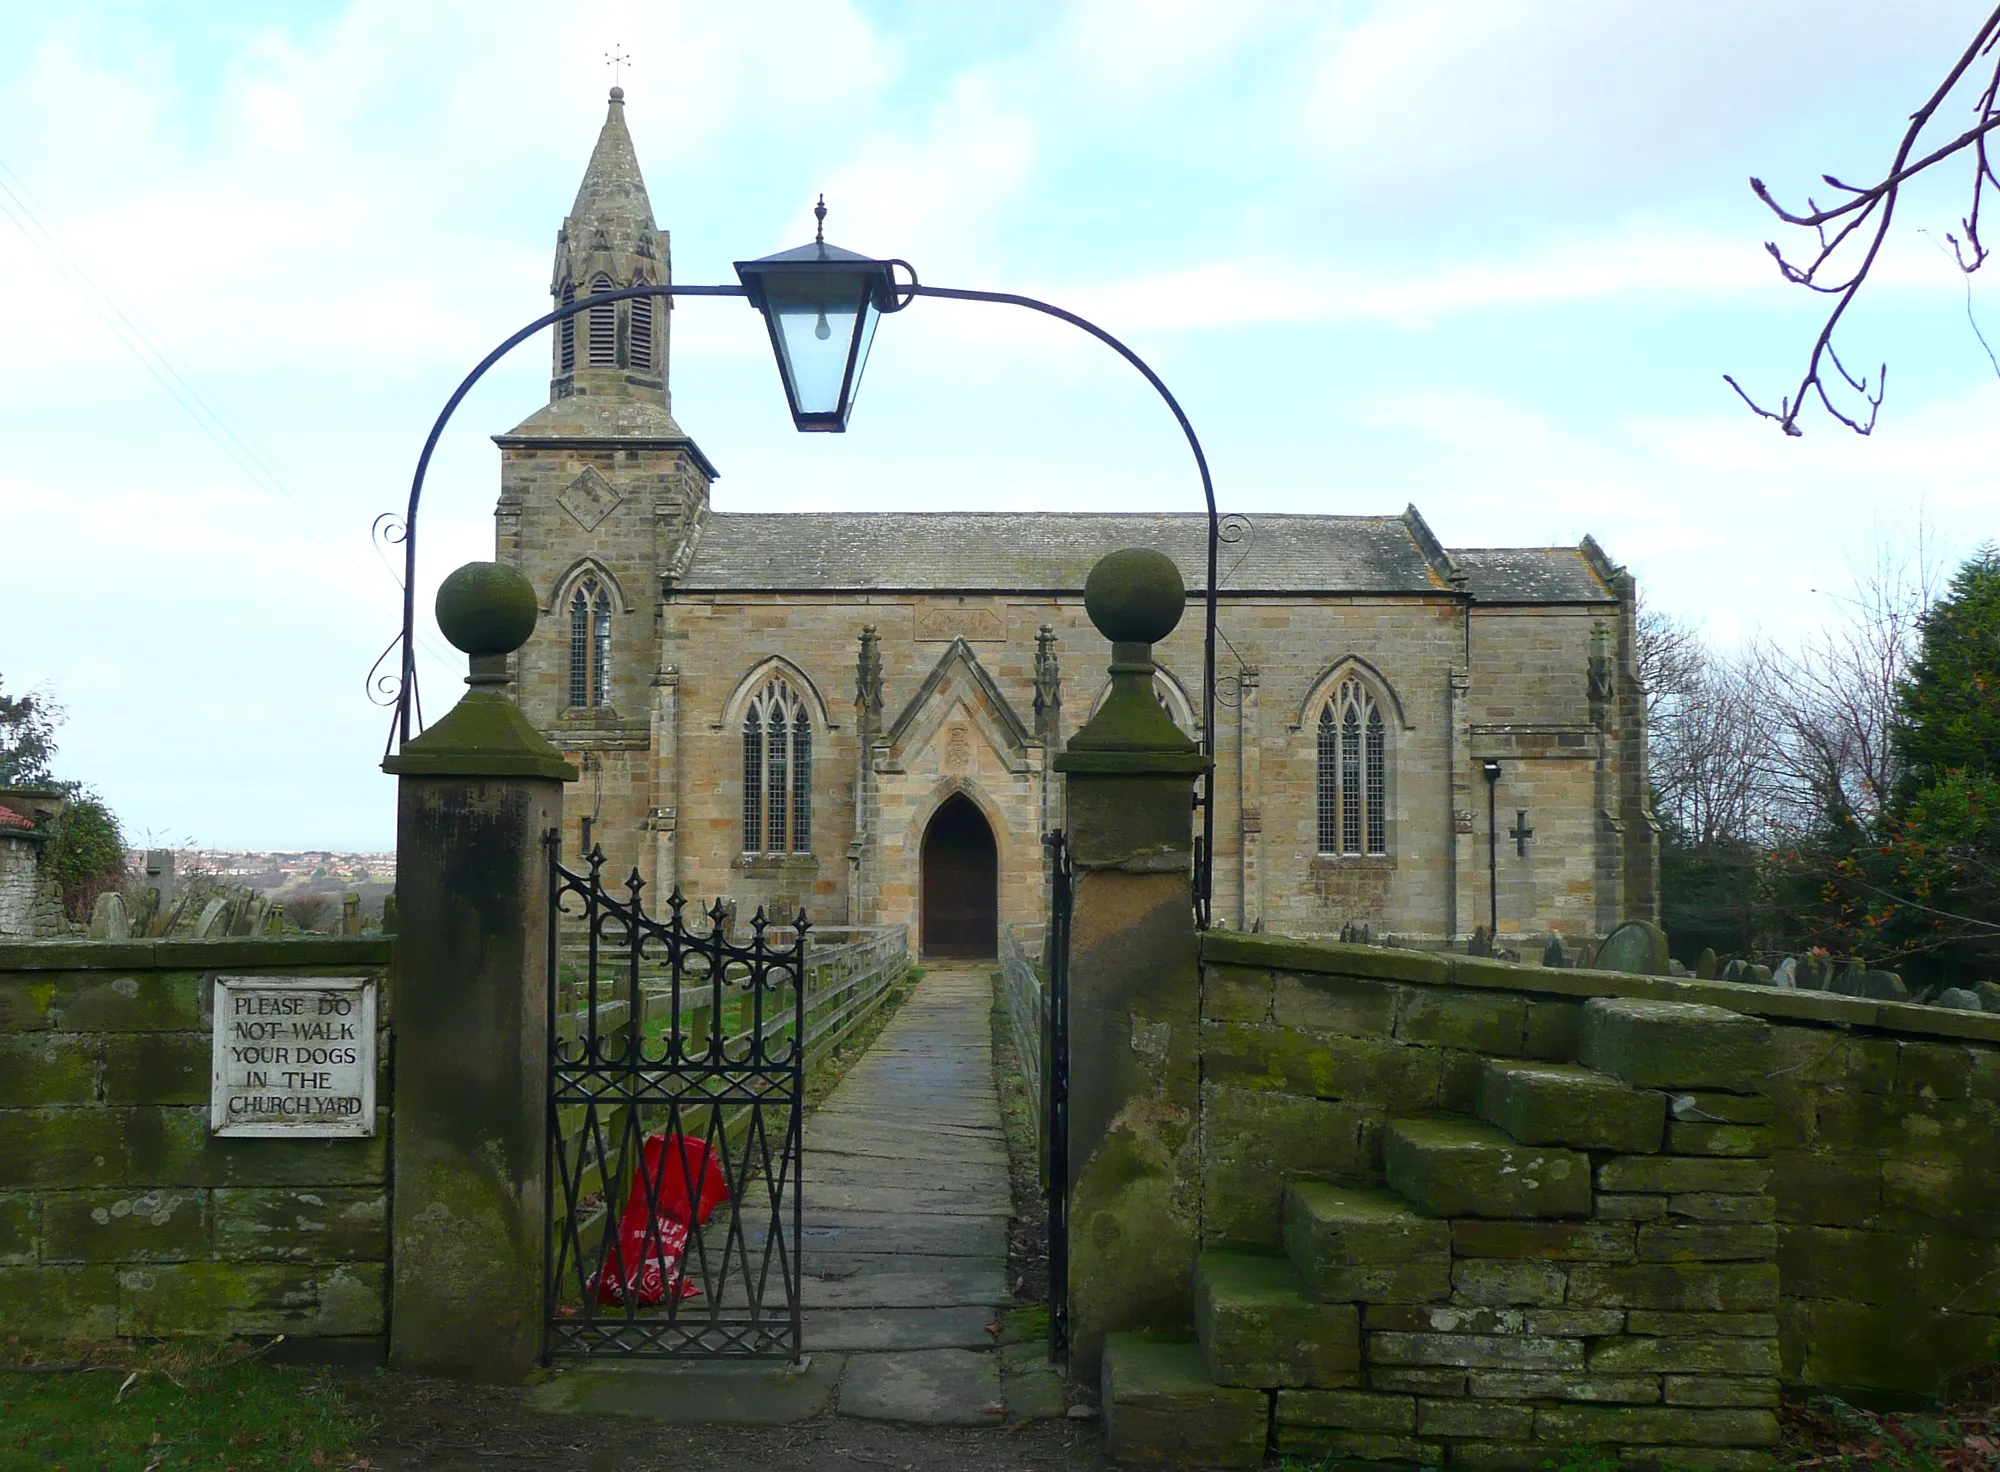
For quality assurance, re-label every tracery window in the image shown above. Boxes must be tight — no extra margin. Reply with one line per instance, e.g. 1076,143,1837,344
567,580,612,708
742,680,812,854
1316,677,1388,856
587,274,616,366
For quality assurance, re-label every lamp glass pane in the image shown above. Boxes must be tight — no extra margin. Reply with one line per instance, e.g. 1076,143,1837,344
764,271,873,418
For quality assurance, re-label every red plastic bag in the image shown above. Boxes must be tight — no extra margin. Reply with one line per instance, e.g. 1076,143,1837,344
590,1133,730,1306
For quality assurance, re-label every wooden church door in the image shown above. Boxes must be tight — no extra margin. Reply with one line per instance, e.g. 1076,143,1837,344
921,794,998,958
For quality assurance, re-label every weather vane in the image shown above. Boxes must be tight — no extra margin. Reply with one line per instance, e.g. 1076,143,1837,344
605,44,630,87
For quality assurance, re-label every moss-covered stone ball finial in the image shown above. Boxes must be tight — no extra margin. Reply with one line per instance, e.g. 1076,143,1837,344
435,562,538,689
436,561,538,658
1084,547,1185,649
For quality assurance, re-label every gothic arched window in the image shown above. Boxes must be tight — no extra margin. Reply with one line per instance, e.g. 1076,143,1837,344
1316,678,1389,857
742,681,812,855
558,281,576,372
568,580,612,708
587,274,617,367
630,284,653,372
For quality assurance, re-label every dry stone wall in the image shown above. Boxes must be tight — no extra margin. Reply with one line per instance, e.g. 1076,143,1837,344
0,938,393,1351
1128,931,2000,1465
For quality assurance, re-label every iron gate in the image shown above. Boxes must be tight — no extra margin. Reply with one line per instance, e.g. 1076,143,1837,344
1044,829,1073,1361
544,838,808,1359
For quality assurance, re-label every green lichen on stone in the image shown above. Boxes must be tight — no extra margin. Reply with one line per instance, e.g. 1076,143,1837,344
0,1264,119,1339
1636,1224,1777,1263
0,1193,36,1264
0,978,56,1031
0,1107,126,1189
1282,1183,1450,1303
50,971,203,1031
212,1187,389,1263
1384,1118,1592,1220
1579,998,1772,1094
1668,1123,1774,1157
1203,1021,1441,1110
1596,1156,1770,1196
1270,971,1400,1035
1100,1332,1268,1469
1398,988,1528,1053
1479,1061,1666,1153
1531,1404,1779,1447
1204,1086,1370,1249
0,1032,99,1106
1566,1262,1779,1313
1276,1386,1415,1431
1193,1250,1359,1388
1449,1220,1637,1262
99,1031,209,1105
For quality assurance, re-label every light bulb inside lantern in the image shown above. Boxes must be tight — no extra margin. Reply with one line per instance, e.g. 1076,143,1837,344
814,309,832,341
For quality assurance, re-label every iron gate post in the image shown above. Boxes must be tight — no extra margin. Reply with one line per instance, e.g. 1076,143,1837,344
382,563,576,1381
1050,549,1210,1381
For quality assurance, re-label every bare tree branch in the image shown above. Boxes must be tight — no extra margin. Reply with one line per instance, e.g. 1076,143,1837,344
1732,4,2000,434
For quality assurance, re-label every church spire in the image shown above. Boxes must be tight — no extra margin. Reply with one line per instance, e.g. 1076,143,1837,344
549,87,671,405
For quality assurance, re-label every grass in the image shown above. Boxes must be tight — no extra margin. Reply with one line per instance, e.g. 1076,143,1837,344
0,1340,373,1472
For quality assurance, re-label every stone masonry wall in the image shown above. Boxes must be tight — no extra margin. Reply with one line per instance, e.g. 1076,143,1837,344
0,938,394,1351
1200,933,2000,1406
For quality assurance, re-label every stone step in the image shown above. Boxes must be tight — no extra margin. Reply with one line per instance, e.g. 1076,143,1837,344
1100,1332,1270,1469
1477,1059,1666,1153
1382,1117,1592,1220
1282,1183,1451,1304
1577,997,1772,1095
1193,1250,1360,1389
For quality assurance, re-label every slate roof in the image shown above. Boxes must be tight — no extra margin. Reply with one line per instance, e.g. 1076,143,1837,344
677,511,1617,603
1452,548,1614,604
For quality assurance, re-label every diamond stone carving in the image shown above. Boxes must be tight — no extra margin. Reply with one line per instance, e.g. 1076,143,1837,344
558,467,622,531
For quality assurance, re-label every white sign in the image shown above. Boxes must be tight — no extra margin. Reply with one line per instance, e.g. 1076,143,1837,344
210,976,377,1137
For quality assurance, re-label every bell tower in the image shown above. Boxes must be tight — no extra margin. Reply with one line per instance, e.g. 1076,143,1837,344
493,88,716,881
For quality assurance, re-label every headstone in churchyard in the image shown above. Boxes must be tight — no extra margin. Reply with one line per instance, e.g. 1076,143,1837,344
1978,981,2000,1014
1544,935,1568,968
1469,926,1492,958
1746,964,1772,985
262,904,285,934
127,886,159,936
194,896,228,938
232,897,266,937
88,891,129,940
1695,947,1718,979
1594,919,1670,976
1831,961,1864,997
1721,958,1748,984
1771,957,1797,988
1936,987,1982,1010
342,893,361,935
1796,955,1827,990
210,975,377,1137
1861,970,1907,1001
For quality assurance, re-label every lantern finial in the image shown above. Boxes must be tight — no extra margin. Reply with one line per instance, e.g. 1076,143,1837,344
814,194,827,246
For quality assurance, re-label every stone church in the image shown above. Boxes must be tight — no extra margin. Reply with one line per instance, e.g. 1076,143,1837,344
493,90,1658,955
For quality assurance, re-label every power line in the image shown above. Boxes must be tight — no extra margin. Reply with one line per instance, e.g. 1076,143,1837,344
0,155,459,667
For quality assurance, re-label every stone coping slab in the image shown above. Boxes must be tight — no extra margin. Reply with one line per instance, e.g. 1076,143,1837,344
0,938,395,971
1200,932,2000,1046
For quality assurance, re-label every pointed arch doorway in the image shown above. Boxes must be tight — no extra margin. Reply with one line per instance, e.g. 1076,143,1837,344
921,793,998,959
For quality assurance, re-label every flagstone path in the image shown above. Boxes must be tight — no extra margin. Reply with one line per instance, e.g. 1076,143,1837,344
529,964,1066,1428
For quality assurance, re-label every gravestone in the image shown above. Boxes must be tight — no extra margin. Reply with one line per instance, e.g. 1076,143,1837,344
194,896,229,938
1978,981,2000,1014
1469,926,1492,958
1796,955,1827,991
1861,970,1908,1001
1594,919,1670,976
1721,958,1748,984
342,893,361,936
1746,964,1772,985
1935,987,1982,1010
87,891,129,940
1695,947,1718,979
1543,934,1568,968
127,886,160,937
1771,957,1798,988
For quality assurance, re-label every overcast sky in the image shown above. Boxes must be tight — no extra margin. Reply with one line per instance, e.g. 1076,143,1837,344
1,1,1995,850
